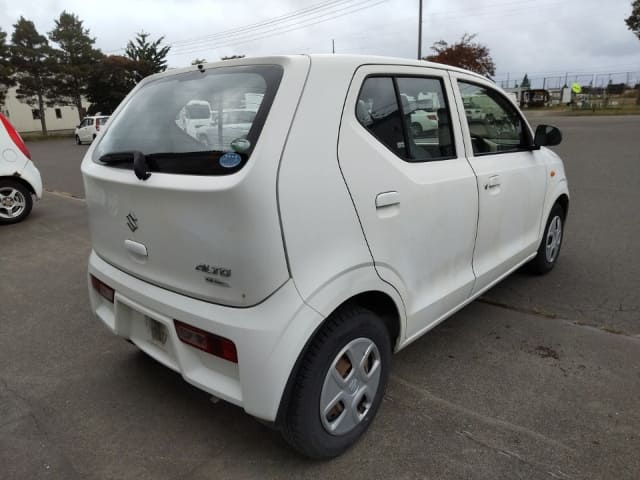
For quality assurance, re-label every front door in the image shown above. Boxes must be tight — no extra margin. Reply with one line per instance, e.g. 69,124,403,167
338,66,478,341
450,74,548,293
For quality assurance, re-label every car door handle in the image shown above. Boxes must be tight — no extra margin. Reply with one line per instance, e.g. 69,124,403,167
376,191,400,208
484,175,501,190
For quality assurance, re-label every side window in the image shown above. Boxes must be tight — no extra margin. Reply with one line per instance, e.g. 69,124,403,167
396,77,455,160
356,77,406,158
458,81,529,155
87,118,95,126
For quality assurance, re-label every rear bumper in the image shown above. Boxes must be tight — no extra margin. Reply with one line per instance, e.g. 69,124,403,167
88,250,322,421
21,160,43,199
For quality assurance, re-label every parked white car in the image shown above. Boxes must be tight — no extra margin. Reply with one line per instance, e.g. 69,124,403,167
198,109,256,149
81,55,569,459
177,100,213,139
0,114,42,224
75,115,109,145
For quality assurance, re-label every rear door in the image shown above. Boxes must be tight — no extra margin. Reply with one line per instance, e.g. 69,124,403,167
338,65,478,340
450,73,547,293
82,59,310,307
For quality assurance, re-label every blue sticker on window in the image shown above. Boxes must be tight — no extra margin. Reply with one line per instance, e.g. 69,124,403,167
219,152,242,168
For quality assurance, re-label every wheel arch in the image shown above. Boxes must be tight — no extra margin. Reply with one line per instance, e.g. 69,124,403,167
0,175,35,195
275,287,403,427
556,192,569,218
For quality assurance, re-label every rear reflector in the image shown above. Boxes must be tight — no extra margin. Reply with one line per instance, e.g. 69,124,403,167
90,274,115,303
0,113,31,159
174,320,238,363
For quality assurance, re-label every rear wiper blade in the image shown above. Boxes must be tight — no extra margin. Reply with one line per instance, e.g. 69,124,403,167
98,150,151,181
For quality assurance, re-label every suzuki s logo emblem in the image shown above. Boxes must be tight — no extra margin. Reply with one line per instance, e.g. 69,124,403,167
126,212,138,232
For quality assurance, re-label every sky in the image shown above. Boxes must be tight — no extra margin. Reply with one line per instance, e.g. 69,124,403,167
1,0,639,89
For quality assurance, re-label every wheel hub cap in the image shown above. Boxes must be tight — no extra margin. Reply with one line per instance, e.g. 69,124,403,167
0,188,26,219
545,215,563,263
320,337,381,436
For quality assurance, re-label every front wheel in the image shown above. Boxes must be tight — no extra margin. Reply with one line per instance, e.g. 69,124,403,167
0,179,33,225
280,306,391,459
528,203,565,274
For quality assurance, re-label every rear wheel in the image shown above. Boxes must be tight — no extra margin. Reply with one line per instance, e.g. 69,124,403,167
411,122,423,136
281,306,391,459
0,179,33,225
75,135,81,145
528,203,565,274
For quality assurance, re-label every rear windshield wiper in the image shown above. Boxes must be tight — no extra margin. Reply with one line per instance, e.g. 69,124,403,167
98,150,151,180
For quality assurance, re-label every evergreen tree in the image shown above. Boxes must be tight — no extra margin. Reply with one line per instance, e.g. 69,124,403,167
86,55,137,114
521,74,531,89
125,31,170,79
10,17,55,135
0,28,15,106
48,11,103,121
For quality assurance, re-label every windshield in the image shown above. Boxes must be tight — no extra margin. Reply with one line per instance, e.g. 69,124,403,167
93,64,283,175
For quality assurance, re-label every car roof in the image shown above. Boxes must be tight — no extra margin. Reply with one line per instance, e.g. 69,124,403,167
144,54,489,84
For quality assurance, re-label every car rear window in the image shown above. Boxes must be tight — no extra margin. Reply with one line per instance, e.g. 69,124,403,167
92,65,283,176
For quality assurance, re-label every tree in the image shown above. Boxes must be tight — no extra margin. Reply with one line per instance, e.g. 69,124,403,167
425,33,495,77
125,31,170,79
625,1,640,104
48,11,103,121
626,0,640,39
10,17,55,135
0,28,15,106
221,54,245,60
86,55,137,115
521,74,531,89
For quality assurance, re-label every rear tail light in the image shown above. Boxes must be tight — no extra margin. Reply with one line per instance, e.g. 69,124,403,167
96,122,100,132
174,320,238,363
0,113,31,159
427,114,437,121
90,274,115,303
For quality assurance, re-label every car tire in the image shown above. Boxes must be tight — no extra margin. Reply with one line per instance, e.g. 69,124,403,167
281,305,391,459
92,134,96,142
75,135,81,145
528,203,565,275
0,179,33,225
411,122,423,136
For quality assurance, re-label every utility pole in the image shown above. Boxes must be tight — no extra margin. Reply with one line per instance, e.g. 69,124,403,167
332,38,335,54
417,0,423,59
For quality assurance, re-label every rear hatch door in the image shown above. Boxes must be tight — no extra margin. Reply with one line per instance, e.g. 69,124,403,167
81,58,310,306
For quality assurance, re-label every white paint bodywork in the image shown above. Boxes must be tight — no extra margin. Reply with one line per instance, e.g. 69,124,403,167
82,55,569,422
0,127,43,199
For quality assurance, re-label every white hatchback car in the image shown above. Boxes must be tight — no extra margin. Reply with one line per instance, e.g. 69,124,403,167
0,114,43,224
75,115,109,145
81,55,569,458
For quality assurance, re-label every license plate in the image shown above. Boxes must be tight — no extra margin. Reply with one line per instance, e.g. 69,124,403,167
146,316,168,345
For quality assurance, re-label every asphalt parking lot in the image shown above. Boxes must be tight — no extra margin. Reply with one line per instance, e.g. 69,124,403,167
2,115,639,479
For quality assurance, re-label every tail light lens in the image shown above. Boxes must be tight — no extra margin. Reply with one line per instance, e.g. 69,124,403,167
0,113,31,159
90,274,115,303
96,122,100,132
427,114,437,121
174,320,238,363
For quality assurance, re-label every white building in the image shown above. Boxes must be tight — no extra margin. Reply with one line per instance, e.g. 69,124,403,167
2,86,90,134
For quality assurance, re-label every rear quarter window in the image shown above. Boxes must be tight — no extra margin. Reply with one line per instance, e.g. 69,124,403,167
93,65,283,176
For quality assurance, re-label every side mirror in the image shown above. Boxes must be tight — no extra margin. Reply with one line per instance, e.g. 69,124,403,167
534,124,562,147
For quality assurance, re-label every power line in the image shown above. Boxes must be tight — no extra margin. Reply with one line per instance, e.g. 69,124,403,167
167,0,388,57
168,0,355,48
